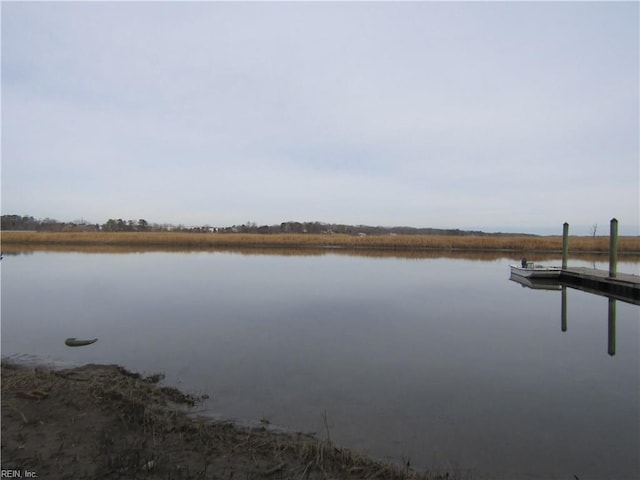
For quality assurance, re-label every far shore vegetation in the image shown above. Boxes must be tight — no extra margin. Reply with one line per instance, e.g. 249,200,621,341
2,214,638,254
3,230,640,255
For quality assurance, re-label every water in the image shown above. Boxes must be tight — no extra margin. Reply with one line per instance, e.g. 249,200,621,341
1,250,638,479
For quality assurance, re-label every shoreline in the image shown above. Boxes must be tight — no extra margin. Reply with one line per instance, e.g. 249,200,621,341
1,359,462,480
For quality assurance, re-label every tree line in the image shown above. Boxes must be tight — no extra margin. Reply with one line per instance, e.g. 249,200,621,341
1,214,524,236
1,215,154,233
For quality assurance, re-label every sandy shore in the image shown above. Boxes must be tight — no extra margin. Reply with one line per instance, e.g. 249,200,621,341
1,360,455,479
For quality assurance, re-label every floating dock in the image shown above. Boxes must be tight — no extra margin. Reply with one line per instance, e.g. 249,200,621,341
559,267,640,304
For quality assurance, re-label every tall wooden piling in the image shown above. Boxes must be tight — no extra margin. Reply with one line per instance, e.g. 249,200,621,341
609,218,618,278
562,222,569,270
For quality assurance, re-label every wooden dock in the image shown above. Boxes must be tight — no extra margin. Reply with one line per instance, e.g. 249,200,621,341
559,267,640,304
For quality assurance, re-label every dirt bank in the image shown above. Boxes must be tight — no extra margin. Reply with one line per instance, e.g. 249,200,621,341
1,361,454,479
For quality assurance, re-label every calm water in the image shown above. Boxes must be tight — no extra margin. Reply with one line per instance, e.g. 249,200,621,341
1,251,638,479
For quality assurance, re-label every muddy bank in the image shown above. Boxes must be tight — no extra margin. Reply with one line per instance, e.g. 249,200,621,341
1,361,458,479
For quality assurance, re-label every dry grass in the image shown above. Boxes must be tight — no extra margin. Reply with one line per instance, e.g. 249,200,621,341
3,231,639,253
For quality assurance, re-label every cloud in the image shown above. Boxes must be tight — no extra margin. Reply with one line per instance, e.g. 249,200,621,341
2,1,638,233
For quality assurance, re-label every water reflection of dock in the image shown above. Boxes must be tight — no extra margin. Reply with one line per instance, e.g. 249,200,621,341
561,287,622,356
510,270,639,305
509,274,638,356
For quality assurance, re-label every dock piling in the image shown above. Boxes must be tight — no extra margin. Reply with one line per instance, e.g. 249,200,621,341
562,222,569,270
609,218,618,278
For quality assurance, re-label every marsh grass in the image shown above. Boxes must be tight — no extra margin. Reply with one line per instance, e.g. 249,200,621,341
3,230,639,253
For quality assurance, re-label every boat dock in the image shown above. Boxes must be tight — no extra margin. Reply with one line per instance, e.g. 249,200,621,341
556,219,640,304
559,267,640,304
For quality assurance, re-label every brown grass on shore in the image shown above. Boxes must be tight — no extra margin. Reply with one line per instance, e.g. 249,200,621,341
2,231,639,253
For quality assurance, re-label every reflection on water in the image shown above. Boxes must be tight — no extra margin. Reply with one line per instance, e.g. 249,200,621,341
509,274,563,291
2,251,639,479
4,244,640,263
564,288,620,357
510,272,639,356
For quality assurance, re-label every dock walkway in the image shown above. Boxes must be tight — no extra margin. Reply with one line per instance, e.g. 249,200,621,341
560,267,640,303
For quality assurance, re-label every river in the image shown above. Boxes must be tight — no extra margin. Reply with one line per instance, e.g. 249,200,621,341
1,250,638,479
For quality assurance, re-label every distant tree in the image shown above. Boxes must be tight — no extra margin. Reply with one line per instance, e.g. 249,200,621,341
41,218,63,231
102,219,117,231
137,219,149,231
0,215,30,230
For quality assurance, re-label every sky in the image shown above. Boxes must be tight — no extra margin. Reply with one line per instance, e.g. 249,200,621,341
1,1,639,235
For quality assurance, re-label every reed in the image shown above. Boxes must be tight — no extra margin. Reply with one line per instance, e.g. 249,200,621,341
3,231,639,253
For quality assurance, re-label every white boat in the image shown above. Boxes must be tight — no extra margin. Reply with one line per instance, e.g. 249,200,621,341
509,261,562,278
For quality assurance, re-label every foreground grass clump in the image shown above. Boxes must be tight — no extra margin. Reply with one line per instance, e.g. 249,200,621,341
3,230,639,253
1,360,468,479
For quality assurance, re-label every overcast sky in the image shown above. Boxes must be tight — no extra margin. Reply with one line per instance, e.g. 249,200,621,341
2,1,638,234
